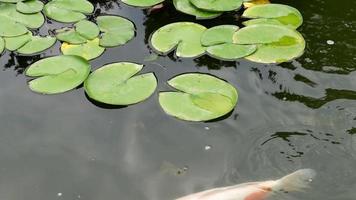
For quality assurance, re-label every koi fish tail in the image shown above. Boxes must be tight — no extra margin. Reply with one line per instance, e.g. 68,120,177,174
272,169,316,192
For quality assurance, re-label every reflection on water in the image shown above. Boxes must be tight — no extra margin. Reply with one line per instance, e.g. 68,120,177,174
0,0,355,200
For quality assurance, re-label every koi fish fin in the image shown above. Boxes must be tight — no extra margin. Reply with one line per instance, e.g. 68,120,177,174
273,169,316,192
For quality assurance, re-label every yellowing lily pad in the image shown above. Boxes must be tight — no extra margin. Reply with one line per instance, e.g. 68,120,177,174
44,0,94,23
173,0,222,20
242,4,303,29
25,55,90,94
61,38,105,60
84,62,157,105
121,0,164,7
190,0,243,12
17,35,56,55
16,0,44,14
150,22,207,58
243,0,270,8
4,31,32,51
97,15,135,48
159,73,238,121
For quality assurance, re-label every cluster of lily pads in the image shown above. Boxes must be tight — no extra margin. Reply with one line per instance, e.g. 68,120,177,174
0,0,135,59
150,4,305,63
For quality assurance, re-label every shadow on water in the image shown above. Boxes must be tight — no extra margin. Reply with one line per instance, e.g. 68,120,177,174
85,93,128,109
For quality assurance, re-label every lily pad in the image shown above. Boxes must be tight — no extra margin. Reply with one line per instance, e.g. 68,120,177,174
56,28,87,44
61,38,105,60
4,31,32,51
243,18,286,27
26,55,90,94
201,25,239,46
75,20,99,40
159,73,238,121
243,0,270,8
201,25,256,60
0,16,27,37
233,24,305,63
0,37,4,54
121,0,164,7
242,4,303,29
84,62,157,105
190,0,243,12
16,0,44,14
0,0,24,2
44,0,94,23
97,15,135,48
150,22,207,58
173,0,222,20
56,20,99,44
17,35,56,55
0,3,44,29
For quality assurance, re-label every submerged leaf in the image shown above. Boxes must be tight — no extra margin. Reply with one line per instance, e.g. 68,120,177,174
17,35,56,55
173,0,222,20
61,38,105,60
26,55,90,94
190,0,243,12
150,22,207,57
159,73,238,121
97,15,135,47
84,62,157,105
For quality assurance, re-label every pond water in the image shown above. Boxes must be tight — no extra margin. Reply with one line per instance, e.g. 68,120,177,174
0,0,355,199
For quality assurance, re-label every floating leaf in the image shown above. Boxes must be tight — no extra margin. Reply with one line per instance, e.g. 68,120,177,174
26,55,90,94
121,0,164,7
159,73,238,121
0,16,27,37
97,15,135,48
44,0,94,23
150,22,207,58
243,0,270,8
0,3,44,29
190,0,243,12
84,62,157,105
242,4,303,29
201,25,239,46
61,38,105,60
56,28,87,44
75,20,99,40
16,0,44,14
173,0,222,20
4,31,32,51
0,0,24,2
17,35,56,55
0,37,4,54
233,24,305,63
243,18,286,27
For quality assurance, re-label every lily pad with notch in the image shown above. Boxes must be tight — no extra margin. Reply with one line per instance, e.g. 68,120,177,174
150,22,207,58
44,0,94,23
173,0,222,20
159,73,238,121
16,0,44,14
56,20,100,44
84,62,157,105
121,0,164,7
25,55,90,94
61,38,105,60
0,3,44,29
17,35,56,55
4,31,32,51
190,0,243,12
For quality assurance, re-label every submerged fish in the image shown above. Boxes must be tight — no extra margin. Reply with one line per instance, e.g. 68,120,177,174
176,169,316,200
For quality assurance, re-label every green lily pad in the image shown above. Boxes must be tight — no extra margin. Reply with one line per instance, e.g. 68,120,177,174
207,43,257,61
84,62,157,105
4,31,32,51
243,18,286,27
121,0,164,7
44,0,94,23
159,73,238,121
0,37,4,54
16,0,44,14
56,28,87,44
0,16,27,37
201,25,239,46
61,38,105,60
190,0,243,12
0,0,24,2
25,55,90,94
17,35,56,55
0,3,44,29
75,20,99,40
150,22,207,58
173,0,222,20
97,15,135,48
242,4,303,29
233,24,305,63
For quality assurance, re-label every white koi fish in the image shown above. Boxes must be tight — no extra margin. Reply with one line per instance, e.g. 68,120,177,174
176,169,316,200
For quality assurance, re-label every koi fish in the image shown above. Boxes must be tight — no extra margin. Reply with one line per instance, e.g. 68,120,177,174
176,169,316,200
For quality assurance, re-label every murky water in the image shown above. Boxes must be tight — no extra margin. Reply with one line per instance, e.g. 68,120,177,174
0,0,355,199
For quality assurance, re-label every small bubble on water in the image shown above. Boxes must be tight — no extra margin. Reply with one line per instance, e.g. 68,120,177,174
327,40,335,45
204,126,210,130
57,193,62,197
308,178,313,182
283,97,287,101
204,145,212,151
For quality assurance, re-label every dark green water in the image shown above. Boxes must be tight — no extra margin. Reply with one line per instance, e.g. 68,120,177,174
0,0,355,199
